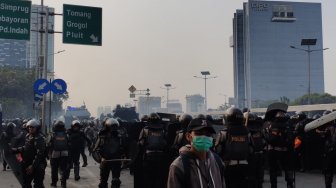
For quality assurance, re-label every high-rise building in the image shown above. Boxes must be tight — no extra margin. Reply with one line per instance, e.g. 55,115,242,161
137,96,161,116
0,5,54,73
233,1,325,108
186,94,205,113
167,100,183,114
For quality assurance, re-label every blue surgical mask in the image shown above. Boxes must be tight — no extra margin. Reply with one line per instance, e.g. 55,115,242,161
192,136,213,152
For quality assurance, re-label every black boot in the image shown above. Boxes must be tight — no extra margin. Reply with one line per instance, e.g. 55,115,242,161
111,178,121,188
74,166,80,181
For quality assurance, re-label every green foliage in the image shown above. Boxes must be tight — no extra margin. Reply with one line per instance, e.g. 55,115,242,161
0,67,35,118
291,93,336,105
280,96,290,104
0,67,68,119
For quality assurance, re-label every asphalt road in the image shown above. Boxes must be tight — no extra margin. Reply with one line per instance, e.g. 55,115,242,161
0,153,333,188
0,154,133,188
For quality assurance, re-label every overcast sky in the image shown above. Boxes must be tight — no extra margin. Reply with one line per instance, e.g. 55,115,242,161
30,0,336,116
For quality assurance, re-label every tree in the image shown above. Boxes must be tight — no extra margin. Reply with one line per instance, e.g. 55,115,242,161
0,67,36,118
280,96,290,104
291,93,336,105
0,67,68,118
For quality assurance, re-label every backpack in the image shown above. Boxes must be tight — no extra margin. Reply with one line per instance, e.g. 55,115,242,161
267,123,288,148
181,152,224,188
222,127,250,160
102,134,121,156
249,130,265,152
52,131,68,151
144,128,167,151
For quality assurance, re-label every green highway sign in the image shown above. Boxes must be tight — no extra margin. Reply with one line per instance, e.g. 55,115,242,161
0,0,31,40
63,4,102,46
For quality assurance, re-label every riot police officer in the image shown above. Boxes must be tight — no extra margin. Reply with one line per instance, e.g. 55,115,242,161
138,113,168,188
47,120,69,188
12,119,47,188
316,111,336,188
245,112,266,188
66,120,88,181
265,111,295,188
94,118,128,188
13,119,29,149
293,111,309,172
0,122,16,171
171,113,192,157
215,107,251,188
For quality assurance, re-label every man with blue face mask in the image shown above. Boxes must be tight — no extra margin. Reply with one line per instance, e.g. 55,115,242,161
167,118,226,188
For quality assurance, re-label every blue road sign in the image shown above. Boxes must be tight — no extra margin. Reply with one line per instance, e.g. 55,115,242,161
33,79,50,94
51,79,67,94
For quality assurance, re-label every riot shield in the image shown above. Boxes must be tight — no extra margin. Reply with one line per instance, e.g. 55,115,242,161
0,137,23,185
304,111,336,132
91,149,101,163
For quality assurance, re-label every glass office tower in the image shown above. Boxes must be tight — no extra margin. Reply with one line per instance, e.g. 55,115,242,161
233,0,325,108
0,5,54,73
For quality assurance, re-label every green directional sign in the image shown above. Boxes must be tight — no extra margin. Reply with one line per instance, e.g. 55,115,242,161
63,4,102,46
0,0,31,40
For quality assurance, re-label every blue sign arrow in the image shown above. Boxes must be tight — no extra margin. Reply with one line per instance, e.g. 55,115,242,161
51,79,67,94
33,79,50,94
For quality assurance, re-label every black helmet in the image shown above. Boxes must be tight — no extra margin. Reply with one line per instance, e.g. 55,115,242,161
71,120,81,128
22,119,29,129
6,122,16,129
294,111,307,121
88,120,95,127
141,115,149,122
149,113,160,123
206,115,213,122
26,119,40,128
274,111,289,122
323,110,332,116
242,108,250,113
243,112,258,123
105,118,120,130
179,113,193,125
196,114,206,119
224,107,243,124
6,122,16,131
53,120,65,131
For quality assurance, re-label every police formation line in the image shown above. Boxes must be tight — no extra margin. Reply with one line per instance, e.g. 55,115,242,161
0,108,336,188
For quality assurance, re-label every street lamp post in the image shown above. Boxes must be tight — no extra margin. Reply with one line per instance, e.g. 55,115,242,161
290,39,329,105
160,84,176,113
194,71,217,112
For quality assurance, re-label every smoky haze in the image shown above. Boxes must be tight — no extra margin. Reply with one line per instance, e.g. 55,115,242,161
30,0,336,116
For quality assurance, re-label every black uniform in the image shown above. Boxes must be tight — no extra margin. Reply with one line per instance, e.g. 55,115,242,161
66,127,86,180
80,124,88,167
294,118,309,172
171,113,192,158
138,122,168,188
94,125,127,188
265,113,294,188
16,132,47,188
47,125,69,187
317,123,336,188
215,107,251,188
247,117,266,188
0,124,15,171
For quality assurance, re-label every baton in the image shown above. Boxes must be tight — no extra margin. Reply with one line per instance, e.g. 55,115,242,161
104,158,132,162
